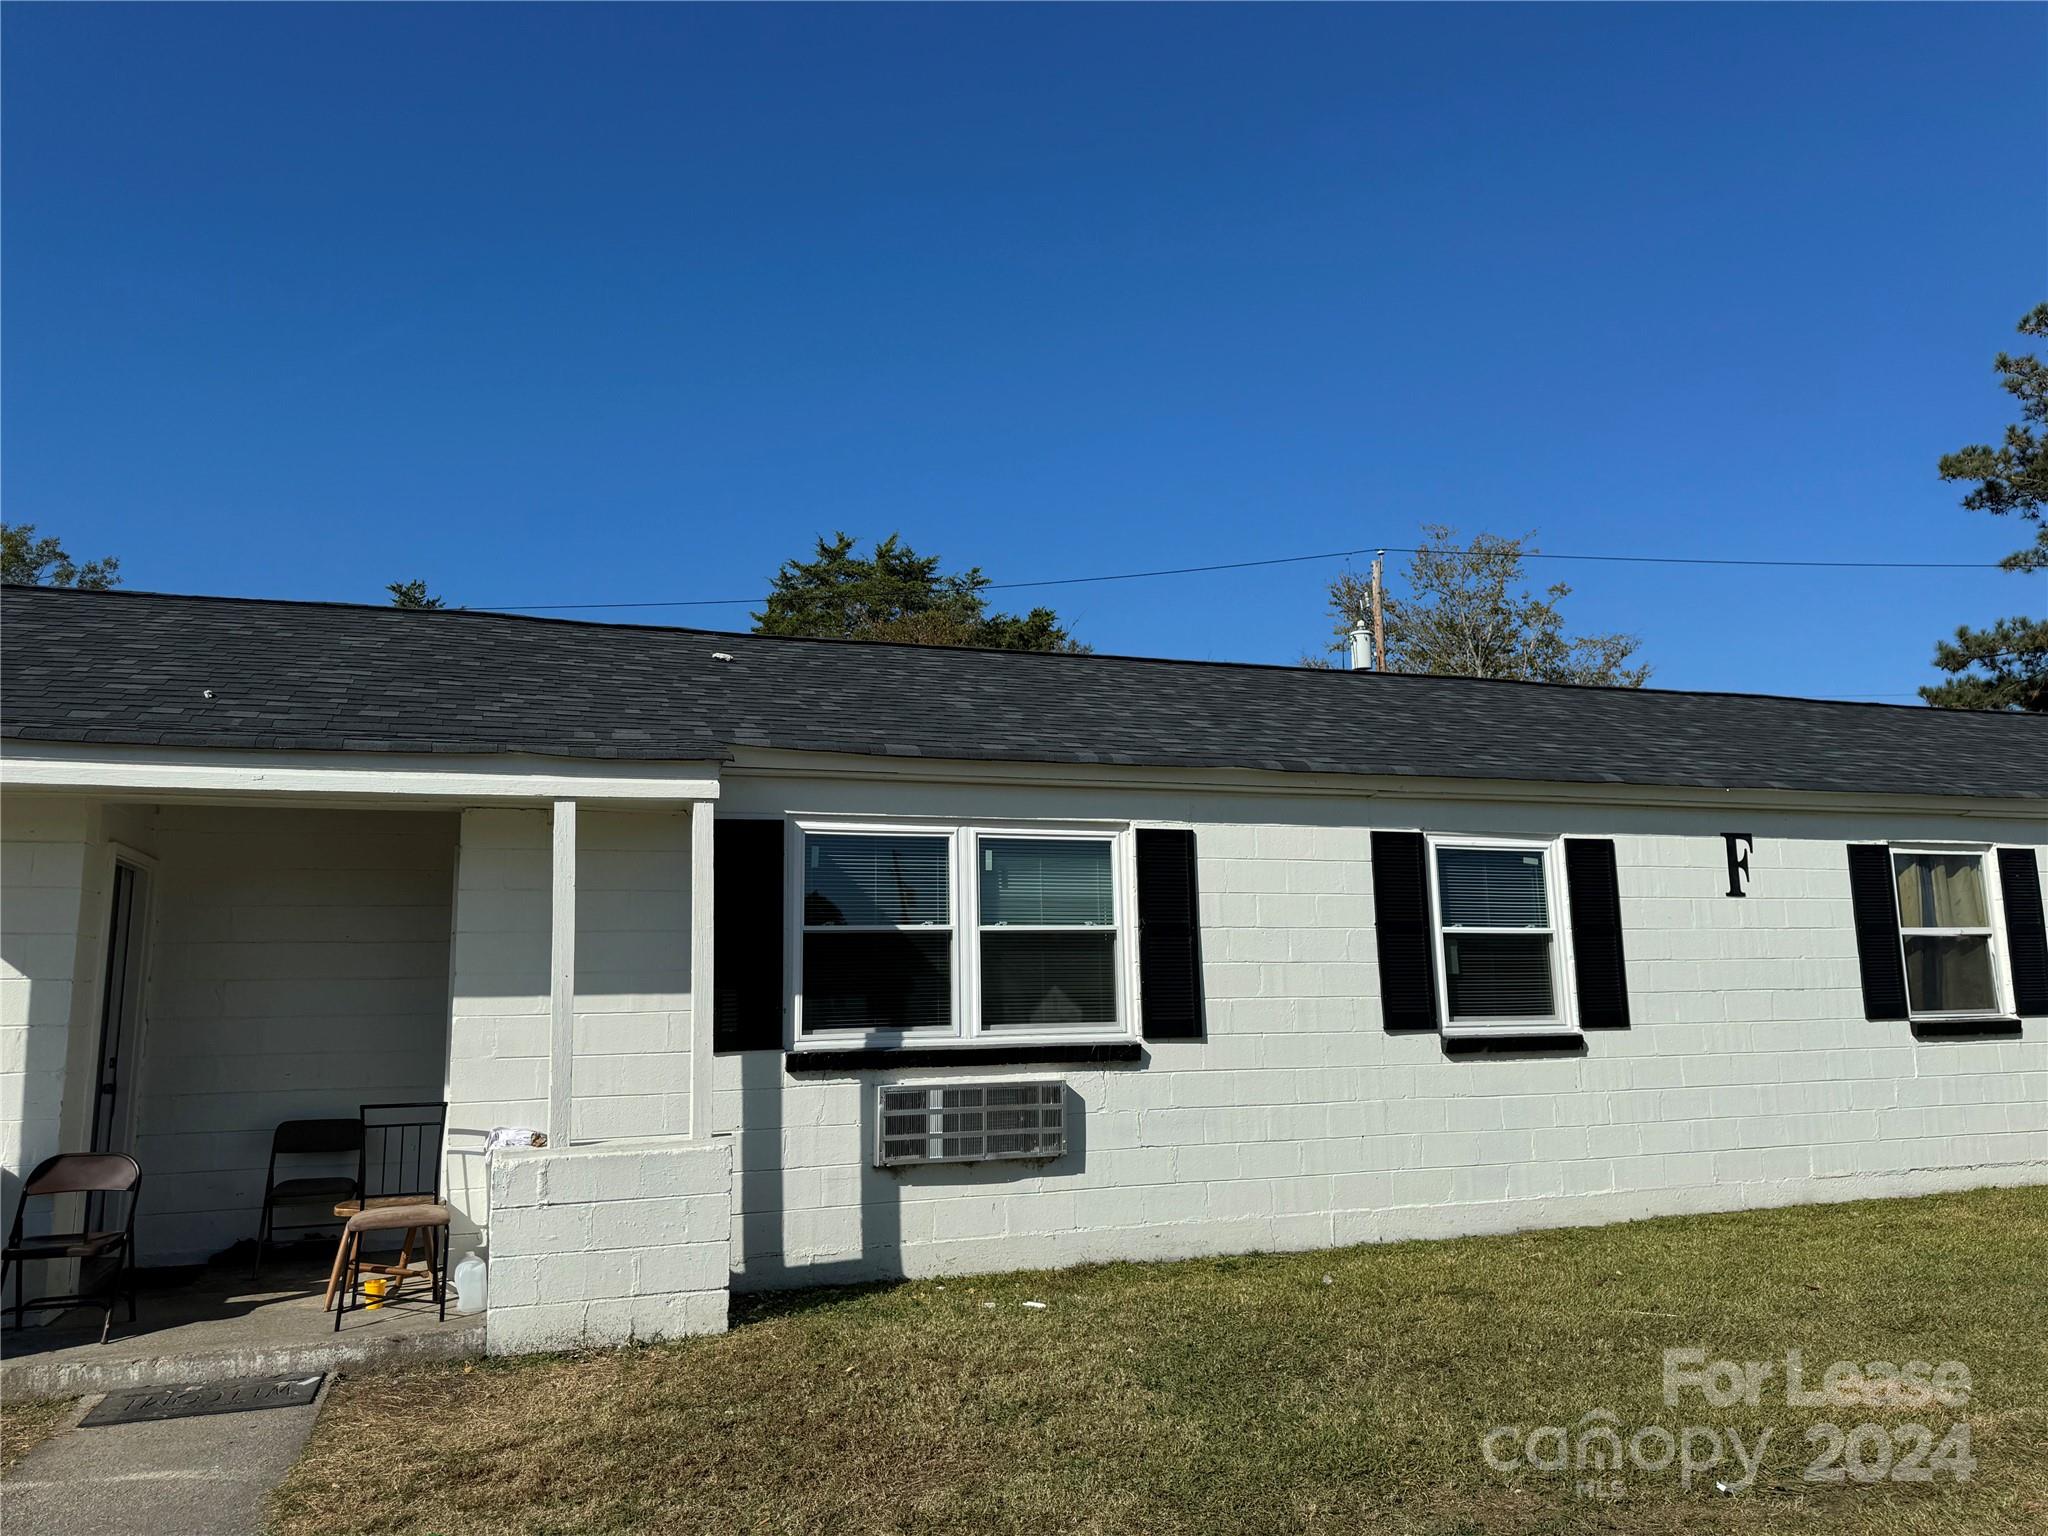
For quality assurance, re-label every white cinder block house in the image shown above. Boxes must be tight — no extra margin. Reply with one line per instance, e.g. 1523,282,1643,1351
2,586,2044,1354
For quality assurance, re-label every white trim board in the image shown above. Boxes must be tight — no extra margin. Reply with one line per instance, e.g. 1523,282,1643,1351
548,799,578,1144
0,742,721,805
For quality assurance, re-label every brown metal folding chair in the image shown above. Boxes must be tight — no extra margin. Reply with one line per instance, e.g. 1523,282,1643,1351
2,1152,142,1343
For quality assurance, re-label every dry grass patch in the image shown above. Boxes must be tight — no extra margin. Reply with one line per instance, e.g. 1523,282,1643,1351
272,1187,2048,1536
0,1396,72,1477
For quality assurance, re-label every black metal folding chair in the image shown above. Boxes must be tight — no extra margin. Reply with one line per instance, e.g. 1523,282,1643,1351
2,1152,142,1343
252,1118,363,1280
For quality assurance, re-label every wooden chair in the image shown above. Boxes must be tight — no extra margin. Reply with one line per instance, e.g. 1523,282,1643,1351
331,1201,449,1329
251,1117,362,1280
323,1102,451,1318
2,1153,142,1343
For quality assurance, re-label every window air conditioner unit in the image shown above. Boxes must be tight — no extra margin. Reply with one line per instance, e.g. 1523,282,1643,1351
875,1082,1067,1167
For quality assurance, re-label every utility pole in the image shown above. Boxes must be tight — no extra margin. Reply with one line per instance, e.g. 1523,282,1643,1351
1369,550,1386,673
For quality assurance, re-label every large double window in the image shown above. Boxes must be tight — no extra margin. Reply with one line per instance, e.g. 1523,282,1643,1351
1891,848,2002,1019
1429,835,1574,1035
798,824,1127,1045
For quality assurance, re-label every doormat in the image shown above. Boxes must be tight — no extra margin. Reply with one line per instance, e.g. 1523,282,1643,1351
81,1373,325,1427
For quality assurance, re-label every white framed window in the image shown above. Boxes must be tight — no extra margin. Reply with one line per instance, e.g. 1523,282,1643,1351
792,820,1133,1049
1890,846,2008,1020
976,833,1121,1033
800,830,955,1035
1427,834,1576,1036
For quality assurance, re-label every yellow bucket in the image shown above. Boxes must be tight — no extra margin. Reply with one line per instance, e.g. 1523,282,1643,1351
363,1277,389,1310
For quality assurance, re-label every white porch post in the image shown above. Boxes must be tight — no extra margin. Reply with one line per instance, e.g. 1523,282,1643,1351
689,803,715,1142
547,799,577,1145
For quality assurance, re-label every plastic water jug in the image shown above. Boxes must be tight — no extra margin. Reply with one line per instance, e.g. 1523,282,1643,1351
454,1254,487,1315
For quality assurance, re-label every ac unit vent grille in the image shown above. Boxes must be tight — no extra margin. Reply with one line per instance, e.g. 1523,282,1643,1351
875,1082,1067,1167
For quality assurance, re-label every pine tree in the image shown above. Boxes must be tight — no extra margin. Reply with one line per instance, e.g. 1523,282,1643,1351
1,523,120,589
753,533,1084,652
1925,304,2048,711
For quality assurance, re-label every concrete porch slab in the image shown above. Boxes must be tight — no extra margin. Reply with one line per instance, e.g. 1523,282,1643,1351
1,1252,480,1401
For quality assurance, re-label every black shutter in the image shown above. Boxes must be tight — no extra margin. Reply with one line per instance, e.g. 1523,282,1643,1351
1997,847,2048,1017
1564,838,1630,1029
713,818,785,1052
1136,828,1204,1040
1846,843,1909,1022
1371,831,1438,1031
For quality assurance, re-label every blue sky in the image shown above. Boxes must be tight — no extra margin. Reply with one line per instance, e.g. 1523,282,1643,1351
4,3,2043,701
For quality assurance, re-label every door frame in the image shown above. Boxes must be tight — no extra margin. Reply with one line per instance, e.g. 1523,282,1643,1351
87,845,159,1172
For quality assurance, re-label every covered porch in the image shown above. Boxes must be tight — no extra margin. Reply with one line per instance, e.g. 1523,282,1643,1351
1,744,730,1383
0,1251,479,1399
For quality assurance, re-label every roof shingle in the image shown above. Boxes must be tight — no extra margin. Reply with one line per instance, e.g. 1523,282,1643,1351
3,586,2043,800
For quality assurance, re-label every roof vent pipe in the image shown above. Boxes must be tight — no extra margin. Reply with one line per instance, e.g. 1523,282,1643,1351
1347,623,1372,672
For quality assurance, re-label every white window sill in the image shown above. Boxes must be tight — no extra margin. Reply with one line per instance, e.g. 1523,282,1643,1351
1440,1020,1579,1039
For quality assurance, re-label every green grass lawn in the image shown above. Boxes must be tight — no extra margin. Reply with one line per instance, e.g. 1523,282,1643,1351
270,1187,2048,1536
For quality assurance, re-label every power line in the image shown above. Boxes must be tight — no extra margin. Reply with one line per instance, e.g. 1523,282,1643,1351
989,545,2005,588
476,541,2013,613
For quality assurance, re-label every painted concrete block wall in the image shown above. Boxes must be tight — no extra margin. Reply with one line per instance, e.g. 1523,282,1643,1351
571,809,694,1141
715,770,2048,1291
447,806,703,1247
445,807,552,1246
1,796,99,1306
486,1137,731,1354
134,805,457,1262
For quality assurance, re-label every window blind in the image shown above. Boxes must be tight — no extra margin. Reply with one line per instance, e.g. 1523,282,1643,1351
1444,934,1556,1018
805,834,948,927
979,838,1114,926
1437,848,1550,928
981,931,1117,1029
802,931,951,1032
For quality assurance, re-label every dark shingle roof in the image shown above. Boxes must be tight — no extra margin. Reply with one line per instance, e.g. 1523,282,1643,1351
3,585,2043,800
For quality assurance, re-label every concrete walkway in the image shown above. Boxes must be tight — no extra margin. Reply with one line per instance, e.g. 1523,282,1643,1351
1,1383,324,1536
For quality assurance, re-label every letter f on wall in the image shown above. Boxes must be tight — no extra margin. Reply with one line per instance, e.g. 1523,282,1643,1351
1724,833,1754,897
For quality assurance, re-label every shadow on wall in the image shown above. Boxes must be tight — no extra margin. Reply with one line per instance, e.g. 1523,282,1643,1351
446,1129,492,1257
1,934,80,1313
732,1056,1091,1294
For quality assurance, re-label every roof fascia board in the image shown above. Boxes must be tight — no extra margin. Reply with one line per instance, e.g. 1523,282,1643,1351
721,747,2038,820
0,742,721,806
